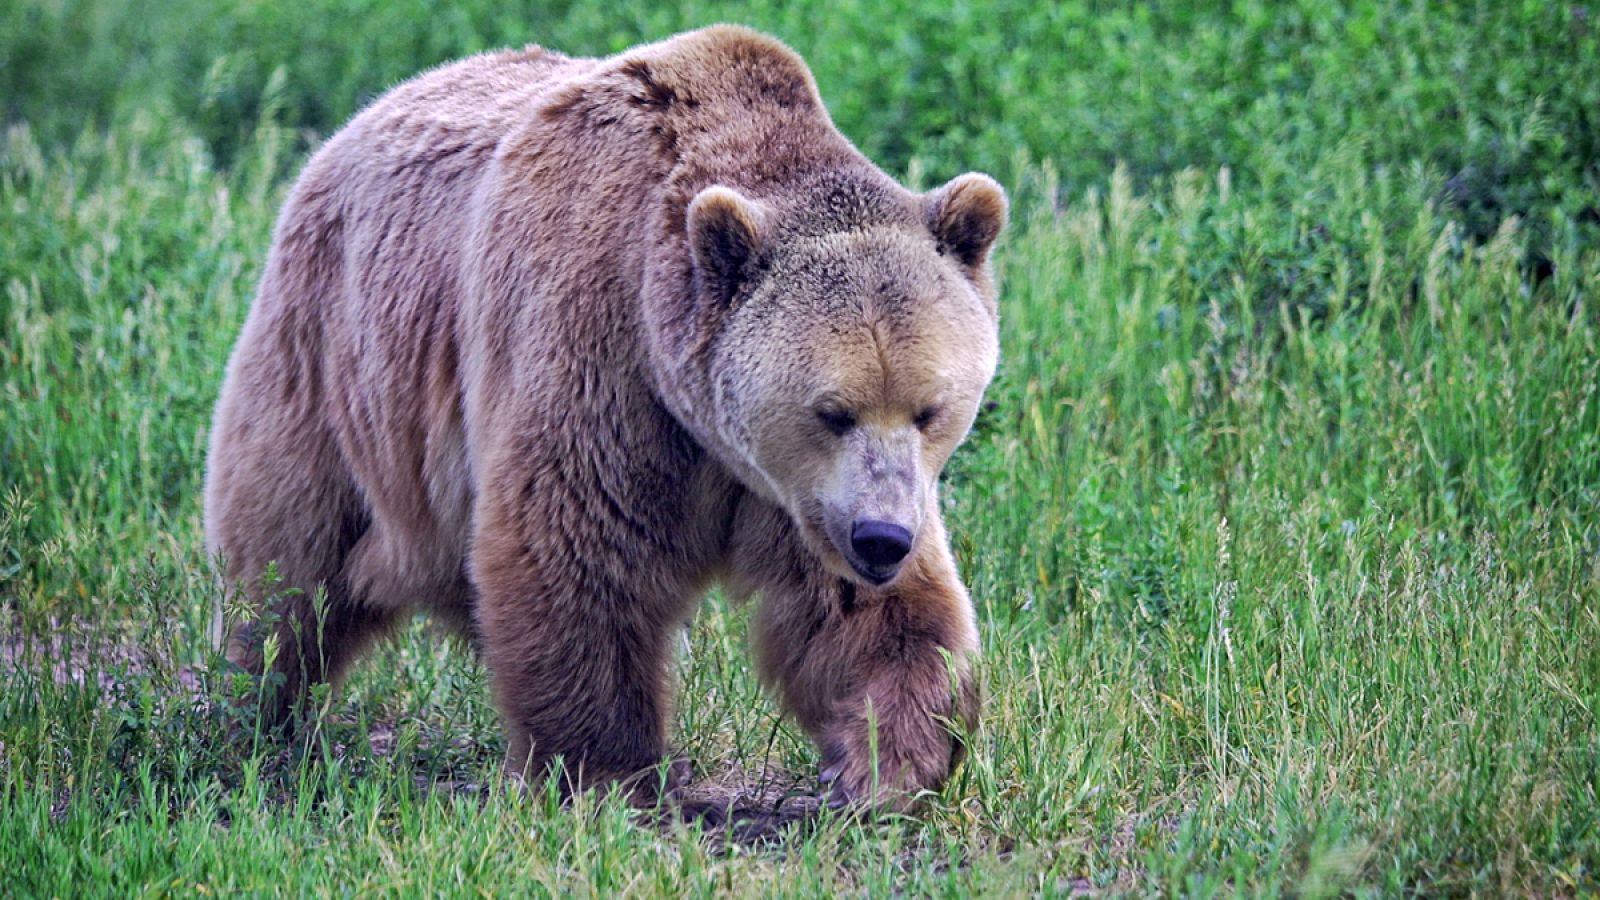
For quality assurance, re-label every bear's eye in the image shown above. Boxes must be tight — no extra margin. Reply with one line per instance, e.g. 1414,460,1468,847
816,407,856,435
914,406,941,431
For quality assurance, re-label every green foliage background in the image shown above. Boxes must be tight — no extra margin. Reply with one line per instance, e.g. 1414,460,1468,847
2,0,1598,895
7,1,1599,235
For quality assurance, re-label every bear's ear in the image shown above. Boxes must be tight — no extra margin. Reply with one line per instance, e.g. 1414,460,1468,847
926,173,1008,272
689,186,764,304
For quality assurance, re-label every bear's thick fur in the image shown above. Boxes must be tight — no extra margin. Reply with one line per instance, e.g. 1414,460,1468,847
205,25,1006,809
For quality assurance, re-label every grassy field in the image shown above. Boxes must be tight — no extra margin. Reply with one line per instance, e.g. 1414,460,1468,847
4,1,1599,895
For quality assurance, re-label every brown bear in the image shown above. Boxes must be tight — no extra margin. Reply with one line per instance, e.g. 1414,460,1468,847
204,24,1006,811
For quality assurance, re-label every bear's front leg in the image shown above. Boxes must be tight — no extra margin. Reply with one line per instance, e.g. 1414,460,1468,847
747,515,981,812
470,486,684,802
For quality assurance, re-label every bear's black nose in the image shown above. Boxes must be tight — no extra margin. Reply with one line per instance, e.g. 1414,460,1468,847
851,520,913,569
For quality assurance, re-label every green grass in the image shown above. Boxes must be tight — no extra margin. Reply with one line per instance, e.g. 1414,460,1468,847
4,1,1599,895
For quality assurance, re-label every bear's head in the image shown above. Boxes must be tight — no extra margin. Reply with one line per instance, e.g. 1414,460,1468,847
687,172,1007,586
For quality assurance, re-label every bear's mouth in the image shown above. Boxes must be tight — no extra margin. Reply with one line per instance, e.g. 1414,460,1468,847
848,560,895,586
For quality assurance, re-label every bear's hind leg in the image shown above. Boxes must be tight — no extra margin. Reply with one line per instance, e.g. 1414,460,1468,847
207,404,397,726
224,571,398,726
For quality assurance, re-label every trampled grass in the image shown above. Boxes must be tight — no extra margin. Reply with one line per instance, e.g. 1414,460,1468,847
3,1,1599,895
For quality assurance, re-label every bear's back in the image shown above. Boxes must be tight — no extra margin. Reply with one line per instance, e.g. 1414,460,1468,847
225,46,602,579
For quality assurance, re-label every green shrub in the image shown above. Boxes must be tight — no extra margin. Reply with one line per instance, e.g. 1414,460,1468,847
5,0,1597,251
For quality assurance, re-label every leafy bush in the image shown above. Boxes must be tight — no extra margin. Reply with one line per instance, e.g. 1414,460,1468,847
5,1,1597,244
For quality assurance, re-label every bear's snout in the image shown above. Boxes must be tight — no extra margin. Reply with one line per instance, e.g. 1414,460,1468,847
850,519,913,581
